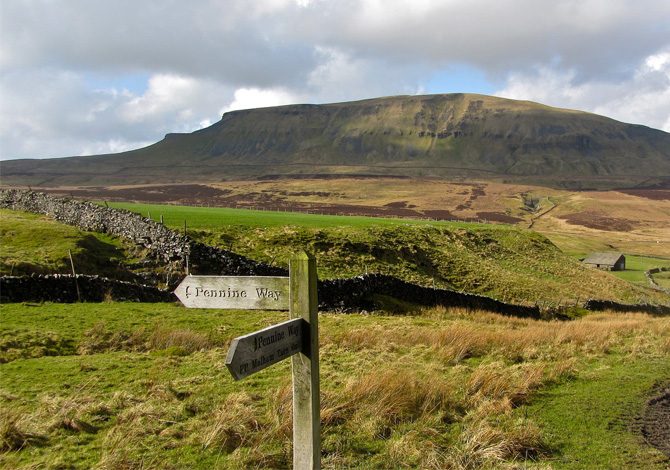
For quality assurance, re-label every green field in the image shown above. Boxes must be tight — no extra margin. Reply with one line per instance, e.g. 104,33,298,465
609,255,670,285
1,203,661,305
104,201,496,230
0,209,137,279
653,271,670,289
1,303,668,469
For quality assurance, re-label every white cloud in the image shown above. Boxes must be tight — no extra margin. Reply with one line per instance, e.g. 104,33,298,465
222,87,301,113
1,0,669,159
496,48,670,131
0,70,235,159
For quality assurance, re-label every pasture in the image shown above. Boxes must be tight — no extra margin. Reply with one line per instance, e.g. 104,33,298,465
1,193,669,468
1,303,669,469
104,202,665,305
104,201,494,230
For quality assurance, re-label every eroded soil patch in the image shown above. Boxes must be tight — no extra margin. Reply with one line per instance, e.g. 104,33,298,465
642,383,670,458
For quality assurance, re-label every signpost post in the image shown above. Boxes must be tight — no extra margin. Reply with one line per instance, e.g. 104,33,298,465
174,252,320,470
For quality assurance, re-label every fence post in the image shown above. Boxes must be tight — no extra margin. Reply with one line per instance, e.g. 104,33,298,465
289,252,320,469
68,249,81,302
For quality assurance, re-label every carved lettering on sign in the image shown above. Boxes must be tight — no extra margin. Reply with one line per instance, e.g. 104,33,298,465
174,276,289,310
225,318,304,380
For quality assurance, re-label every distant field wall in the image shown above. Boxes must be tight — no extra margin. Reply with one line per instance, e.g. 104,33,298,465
0,272,540,317
318,274,542,317
3,273,668,315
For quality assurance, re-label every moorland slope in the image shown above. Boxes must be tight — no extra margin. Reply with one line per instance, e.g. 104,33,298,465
3,94,669,188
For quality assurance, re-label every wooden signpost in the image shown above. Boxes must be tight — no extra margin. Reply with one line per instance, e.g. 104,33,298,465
174,253,320,469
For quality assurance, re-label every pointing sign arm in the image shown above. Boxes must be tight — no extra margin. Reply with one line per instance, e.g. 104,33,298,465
175,275,289,310
225,318,305,380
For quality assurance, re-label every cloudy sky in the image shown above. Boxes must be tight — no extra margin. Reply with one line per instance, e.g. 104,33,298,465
1,0,669,160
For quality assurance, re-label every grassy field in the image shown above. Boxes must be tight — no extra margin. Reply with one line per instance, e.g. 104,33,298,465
0,209,137,279
653,271,670,289
105,201,494,230
0,302,668,469
610,256,670,285
104,202,666,305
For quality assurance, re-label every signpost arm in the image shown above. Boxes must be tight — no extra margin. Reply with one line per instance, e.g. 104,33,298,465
290,252,320,470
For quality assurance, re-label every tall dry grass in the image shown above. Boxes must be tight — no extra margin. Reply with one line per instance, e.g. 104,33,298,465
0,410,46,451
78,321,213,355
329,309,665,363
317,308,668,467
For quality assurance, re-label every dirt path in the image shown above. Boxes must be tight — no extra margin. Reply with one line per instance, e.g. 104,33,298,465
642,382,670,458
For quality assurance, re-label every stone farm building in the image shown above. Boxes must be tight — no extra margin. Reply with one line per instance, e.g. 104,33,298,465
582,252,626,271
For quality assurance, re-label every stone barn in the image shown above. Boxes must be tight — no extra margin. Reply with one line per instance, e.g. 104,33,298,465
582,252,626,271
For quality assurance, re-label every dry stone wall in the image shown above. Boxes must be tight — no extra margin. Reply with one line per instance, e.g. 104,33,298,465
0,189,286,276
582,299,670,315
318,274,541,317
646,267,670,295
0,274,173,303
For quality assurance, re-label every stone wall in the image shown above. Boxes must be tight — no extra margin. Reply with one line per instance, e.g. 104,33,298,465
2,189,667,316
318,274,541,317
582,299,670,315
645,267,670,295
0,189,285,277
0,274,173,303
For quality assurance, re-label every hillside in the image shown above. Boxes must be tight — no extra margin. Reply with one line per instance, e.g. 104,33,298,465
3,94,669,189
193,223,664,306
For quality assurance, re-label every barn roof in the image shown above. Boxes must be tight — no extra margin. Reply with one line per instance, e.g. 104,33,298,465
582,252,624,266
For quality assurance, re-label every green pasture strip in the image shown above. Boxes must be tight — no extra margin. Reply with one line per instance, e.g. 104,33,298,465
611,255,670,285
103,201,498,230
0,208,130,277
552,237,670,287
523,356,670,469
653,271,670,288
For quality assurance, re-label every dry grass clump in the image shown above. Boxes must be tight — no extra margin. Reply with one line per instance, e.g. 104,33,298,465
97,428,170,470
96,387,192,469
446,418,547,469
466,362,546,408
201,392,263,451
147,326,212,354
78,321,213,355
38,394,101,434
0,410,46,451
322,368,456,440
332,310,667,365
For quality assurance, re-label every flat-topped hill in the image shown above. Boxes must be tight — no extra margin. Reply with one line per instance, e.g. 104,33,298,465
3,94,669,188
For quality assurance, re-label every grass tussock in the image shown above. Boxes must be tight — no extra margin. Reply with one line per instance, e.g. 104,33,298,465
39,394,100,434
0,410,46,451
447,418,547,469
202,392,262,451
78,321,213,355
147,326,212,354
337,369,454,431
